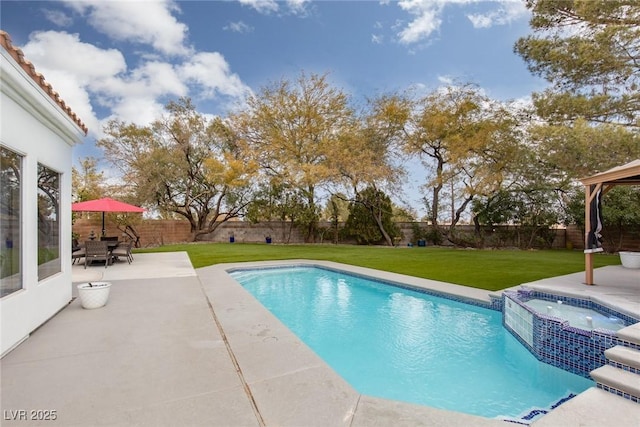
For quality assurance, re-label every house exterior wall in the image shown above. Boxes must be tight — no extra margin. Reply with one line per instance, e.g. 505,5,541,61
1,46,85,356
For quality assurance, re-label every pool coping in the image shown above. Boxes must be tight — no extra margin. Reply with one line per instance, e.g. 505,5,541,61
198,259,625,426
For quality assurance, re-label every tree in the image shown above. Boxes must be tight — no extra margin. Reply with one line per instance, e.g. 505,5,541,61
516,1,640,231
515,0,640,182
515,0,640,129
472,187,563,249
97,98,257,241
322,194,350,244
344,186,401,245
246,182,310,243
326,93,410,245
401,84,522,242
72,157,105,202
231,72,356,241
329,93,409,196
71,157,108,238
531,119,640,180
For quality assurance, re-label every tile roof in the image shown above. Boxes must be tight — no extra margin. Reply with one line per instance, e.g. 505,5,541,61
0,30,88,135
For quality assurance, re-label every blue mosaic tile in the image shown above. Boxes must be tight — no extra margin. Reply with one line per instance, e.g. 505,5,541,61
609,360,639,374
522,409,548,420
596,384,640,403
502,292,639,378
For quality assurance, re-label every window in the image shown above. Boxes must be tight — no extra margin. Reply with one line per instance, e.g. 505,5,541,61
37,163,61,280
1,146,22,297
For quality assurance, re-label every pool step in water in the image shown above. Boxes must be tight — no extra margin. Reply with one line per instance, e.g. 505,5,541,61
590,364,640,401
605,346,640,372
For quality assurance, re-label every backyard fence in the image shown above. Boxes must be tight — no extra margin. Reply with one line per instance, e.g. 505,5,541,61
71,218,640,251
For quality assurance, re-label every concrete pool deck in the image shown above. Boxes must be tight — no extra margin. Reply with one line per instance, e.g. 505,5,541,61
1,253,638,426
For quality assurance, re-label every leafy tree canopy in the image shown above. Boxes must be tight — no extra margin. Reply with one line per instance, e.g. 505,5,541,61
97,97,257,241
231,72,360,241
401,84,523,231
344,187,401,246
72,157,105,202
515,0,640,128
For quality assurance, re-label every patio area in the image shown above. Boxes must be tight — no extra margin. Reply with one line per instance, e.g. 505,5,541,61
1,252,638,426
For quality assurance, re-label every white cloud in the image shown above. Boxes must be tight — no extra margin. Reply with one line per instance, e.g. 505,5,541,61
238,0,279,14
22,31,126,132
372,34,384,44
43,9,73,27
128,62,187,97
508,95,533,110
224,21,254,33
109,97,167,128
286,0,311,16
238,0,310,16
437,75,454,85
395,0,529,45
179,52,252,99
21,30,250,136
396,0,444,44
23,31,126,81
63,0,191,56
467,1,528,29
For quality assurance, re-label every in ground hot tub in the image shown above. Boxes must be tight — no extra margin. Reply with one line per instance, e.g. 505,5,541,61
503,289,638,377
523,299,626,332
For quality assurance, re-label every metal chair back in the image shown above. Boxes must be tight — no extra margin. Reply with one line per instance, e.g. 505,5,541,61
84,240,110,269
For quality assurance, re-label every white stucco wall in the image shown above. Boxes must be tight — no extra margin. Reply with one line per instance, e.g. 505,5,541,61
1,47,85,356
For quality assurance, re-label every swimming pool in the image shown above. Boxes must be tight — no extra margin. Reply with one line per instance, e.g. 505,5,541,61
230,265,594,421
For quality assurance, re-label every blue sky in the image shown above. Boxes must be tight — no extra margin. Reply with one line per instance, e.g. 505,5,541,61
2,0,545,211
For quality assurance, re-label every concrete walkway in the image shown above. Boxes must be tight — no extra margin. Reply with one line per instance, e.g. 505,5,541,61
1,253,638,426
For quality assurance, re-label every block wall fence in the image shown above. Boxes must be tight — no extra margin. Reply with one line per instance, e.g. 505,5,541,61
72,218,640,251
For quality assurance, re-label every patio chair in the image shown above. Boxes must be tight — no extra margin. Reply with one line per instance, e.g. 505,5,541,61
72,239,85,265
111,241,133,264
84,240,111,269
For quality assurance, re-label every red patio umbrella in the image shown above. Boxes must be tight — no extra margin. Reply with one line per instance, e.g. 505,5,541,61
72,197,145,237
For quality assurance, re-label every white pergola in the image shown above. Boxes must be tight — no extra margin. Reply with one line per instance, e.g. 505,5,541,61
579,159,640,285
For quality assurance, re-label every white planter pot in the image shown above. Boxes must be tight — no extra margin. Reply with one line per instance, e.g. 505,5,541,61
77,282,112,309
619,252,640,269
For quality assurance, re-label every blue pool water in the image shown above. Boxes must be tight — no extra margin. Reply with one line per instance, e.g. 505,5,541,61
230,266,594,421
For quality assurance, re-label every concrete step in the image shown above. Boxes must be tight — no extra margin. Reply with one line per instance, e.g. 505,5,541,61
605,346,640,372
590,365,640,400
616,323,640,346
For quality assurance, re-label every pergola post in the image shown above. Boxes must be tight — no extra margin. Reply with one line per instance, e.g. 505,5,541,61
583,184,598,285
584,183,591,285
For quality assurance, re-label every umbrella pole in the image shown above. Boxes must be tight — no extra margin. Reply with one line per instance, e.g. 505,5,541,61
102,212,106,237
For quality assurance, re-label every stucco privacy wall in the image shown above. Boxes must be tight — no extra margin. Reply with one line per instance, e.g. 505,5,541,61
74,216,640,250
73,218,613,249
1,33,86,356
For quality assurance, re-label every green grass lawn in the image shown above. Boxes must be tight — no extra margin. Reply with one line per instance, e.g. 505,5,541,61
137,243,621,291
